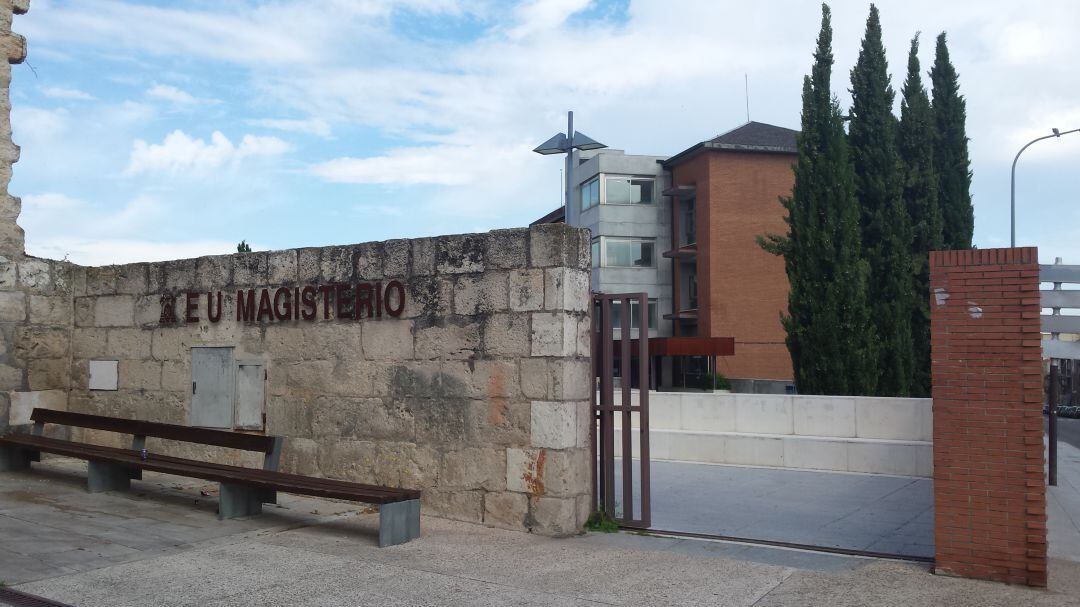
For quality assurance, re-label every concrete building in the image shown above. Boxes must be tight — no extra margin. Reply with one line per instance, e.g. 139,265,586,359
534,122,797,391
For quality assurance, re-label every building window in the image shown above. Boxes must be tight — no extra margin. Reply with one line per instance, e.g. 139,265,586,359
581,177,600,211
603,237,655,268
605,177,654,205
610,298,659,330
681,198,696,246
591,238,600,269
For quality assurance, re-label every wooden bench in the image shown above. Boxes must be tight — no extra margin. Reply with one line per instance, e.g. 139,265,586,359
0,409,421,547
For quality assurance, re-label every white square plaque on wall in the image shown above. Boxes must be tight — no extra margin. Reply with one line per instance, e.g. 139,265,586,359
88,360,119,391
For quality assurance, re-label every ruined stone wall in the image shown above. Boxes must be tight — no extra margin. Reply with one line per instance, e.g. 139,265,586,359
0,1,74,435
64,225,594,535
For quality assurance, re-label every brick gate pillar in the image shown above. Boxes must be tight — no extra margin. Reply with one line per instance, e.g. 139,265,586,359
929,247,1046,586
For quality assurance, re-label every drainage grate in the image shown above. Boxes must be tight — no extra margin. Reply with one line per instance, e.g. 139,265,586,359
0,587,76,607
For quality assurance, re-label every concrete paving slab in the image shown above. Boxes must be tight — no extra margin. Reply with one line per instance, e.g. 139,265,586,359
4,457,1080,605
618,459,934,557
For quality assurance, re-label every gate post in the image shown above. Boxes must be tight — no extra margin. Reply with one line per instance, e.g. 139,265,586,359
929,247,1046,587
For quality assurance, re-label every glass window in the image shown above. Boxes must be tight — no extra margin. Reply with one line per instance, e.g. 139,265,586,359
604,177,654,205
603,238,655,268
580,177,600,211
591,239,600,269
682,198,696,246
610,298,658,330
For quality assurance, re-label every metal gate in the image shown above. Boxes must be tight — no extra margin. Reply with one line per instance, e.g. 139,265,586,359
591,292,651,529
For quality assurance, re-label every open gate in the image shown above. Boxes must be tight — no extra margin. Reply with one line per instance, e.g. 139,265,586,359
591,292,651,528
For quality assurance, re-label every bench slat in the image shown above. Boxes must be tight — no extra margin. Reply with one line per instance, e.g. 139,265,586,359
1,434,419,503
30,409,276,453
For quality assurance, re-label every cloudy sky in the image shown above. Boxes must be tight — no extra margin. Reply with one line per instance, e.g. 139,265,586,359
10,0,1080,265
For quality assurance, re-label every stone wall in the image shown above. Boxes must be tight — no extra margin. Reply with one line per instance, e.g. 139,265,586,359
61,225,594,535
0,1,74,435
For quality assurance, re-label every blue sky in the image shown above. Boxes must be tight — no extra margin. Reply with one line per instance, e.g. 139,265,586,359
10,0,1080,265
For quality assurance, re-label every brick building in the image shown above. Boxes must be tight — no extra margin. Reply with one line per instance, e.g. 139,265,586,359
534,122,796,391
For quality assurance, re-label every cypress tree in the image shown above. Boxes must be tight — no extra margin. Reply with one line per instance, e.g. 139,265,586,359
898,34,943,398
760,4,875,396
931,32,974,250
848,4,912,396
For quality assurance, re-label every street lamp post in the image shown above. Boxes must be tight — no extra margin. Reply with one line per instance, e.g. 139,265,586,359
533,111,607,214
1010,126,1080,247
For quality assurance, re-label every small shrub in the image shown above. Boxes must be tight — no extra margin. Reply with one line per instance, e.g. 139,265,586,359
700,372,730,391
584,509,619,533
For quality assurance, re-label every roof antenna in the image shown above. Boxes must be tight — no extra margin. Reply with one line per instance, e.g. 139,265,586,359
744,73,751,123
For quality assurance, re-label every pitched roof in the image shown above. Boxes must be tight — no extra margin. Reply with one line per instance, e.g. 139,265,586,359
661,121,798,168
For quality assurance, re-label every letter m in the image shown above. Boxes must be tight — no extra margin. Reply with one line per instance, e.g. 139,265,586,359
237,289,256,322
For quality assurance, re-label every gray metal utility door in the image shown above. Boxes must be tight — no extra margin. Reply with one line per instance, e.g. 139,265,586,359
190,347,235,428
234,362,265,430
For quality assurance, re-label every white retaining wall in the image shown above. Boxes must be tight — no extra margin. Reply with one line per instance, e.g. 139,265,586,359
613,391,932,477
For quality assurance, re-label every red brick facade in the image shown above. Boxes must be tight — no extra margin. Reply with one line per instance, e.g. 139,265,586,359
669,150,794,381
929,247,1046,587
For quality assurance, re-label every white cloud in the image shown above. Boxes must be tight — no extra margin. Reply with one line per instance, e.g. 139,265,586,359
23,192,84,210
28,237,253,266
41,86,94,100
311,141,530,186
247,117,332,138
147,83,216,105
125,130,291,175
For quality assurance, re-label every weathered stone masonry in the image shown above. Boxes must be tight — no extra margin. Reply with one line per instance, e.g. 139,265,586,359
0,2,595,536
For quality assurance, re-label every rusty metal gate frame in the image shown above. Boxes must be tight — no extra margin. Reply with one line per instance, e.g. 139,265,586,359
591,292,651,529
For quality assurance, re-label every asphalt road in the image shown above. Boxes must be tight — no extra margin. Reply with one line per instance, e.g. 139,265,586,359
1051,415,1080,450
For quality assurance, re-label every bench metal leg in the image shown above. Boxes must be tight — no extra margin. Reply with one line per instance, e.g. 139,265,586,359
87,460,132,492
259,489,277,505
379,499,420,547
0,444,33,471
218,483,263,520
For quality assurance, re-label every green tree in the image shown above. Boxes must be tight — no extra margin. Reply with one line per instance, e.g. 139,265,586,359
237,240,252,253
848,4,912,396
898,34,943,397
931,32,974,250
760,4,876,396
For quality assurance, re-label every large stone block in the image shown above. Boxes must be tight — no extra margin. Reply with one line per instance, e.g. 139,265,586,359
0,256,16,288
453,272,508,315
530,401,577,449
74,296,93,326
86,266,119,295
383,239,409,277
483,229,527,270
483,491,528,530
403,276,453,319
265,395,314,438
8,389,67,425
115,264,148,294
436,234,485,274
15,327,69,359
133,294,162,327
161,258,198,291
320,246,355,282
71,327,108,358
93,295,135,327
506,447,544,495
481,313,529,357
117,360,162,391
465,399,530,447
543,268,590,312
267,249,298,284
529,496,579,537
28,358,70,391
421,489,483,524
439,447,505,491
362,319,414,359
160,359,190,392
0,290,23,321
0,363,22,391
195,255,231,290
409,238,437,276
508,269,544,312
278,437,320,476
233,252,269,286
28,295,70,326
408,397,468,445
519,358,550,400
414,318,480,360
310,396,415,442
530,312,576,357
528,224,589,270
550,359,591,401
354,242,384,280
106,328,152,359
17,258,49,290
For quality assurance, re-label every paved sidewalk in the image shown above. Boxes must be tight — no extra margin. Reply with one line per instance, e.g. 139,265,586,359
3,459,1080,606
636,460,933,558
1049,438,1080,561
